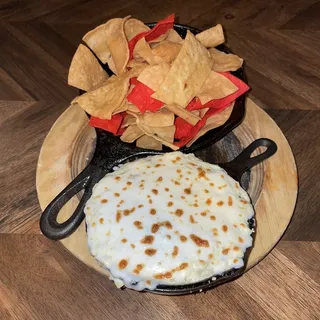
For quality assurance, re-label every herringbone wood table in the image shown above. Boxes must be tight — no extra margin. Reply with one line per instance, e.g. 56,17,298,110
0,1,319,319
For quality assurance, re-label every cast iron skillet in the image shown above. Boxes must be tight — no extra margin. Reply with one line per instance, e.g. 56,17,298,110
40,23,278,294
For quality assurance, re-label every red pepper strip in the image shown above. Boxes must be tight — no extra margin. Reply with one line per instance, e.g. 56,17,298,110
174,104,232,146
128,14,175,60
187,72,250,111
89,114,123,135
127,80,164,113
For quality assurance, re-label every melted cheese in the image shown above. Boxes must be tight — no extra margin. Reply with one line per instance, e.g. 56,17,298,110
85,152,254,291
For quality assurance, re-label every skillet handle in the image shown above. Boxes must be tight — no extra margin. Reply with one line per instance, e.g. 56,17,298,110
220,138,277,181
40,164,97,240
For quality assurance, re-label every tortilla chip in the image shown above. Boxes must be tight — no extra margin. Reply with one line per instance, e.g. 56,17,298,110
72,66,145,119
120,125,144,143
186,103,234,147
151,41,182,63
127,58,148,69
137,63,171,91
124,18,150,41
127,104,140,113
136,135,162,150
197,70,238,104
166,104,200,126
139,109,175,127
166,29,183,43
121,114,137,128
195,24,225,48
83,23,111,64
133,37,163,65
209,47,243,72
152,31,212,108
138,123,178,150
105,17,130,74
68,44,108,91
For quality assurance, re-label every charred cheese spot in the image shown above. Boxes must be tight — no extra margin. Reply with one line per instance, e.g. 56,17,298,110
240,223,246,228
155,164,161,168
138,204,144,208
222,225,228,232
169,194,173,198
197,249,201,254
100,199,108,204
123,209,130,216
184,188,191,194
221,174,224,178
121,238,127,243
157,176,163,182
217,201,224,206
145,248,157,256
218,184,227,189
176,156,181,161
197,168,208,180
206,198,212,205
209,182,214,187
152,189,158,195
233,259,238,264
164,221,173,229
233,224,238,228
150,208,156,215
165,188,169,192
176,169,182,173
118,259,128,269
199,259,205,264
149,199,152,204
116,211,121,223
190,234,209,247
133,264,145,275
146,280,151,285
151,223,160,233
180,235,187,242
167,201,174,207
228,196,233,206
222,248,230,255
166,234,171,239
210,215,216,220
172,246,179,258
154,271,172,279
181,196,186,200
115,176,121,181
212,228,219,236
92,222,96,227
133,221,143,229
193,203,199,207
189,215,197,224
122,187,127,191
131,244,136,249
126,181,132,186
114,193,120,197
233,246,240,252
235,182,239,189
175,209,184,217
200,211,207,216
238,237,244,243
175,262,188,271
240,199,248,204
208,253,214,259
99,218,104,224
141,235,154,244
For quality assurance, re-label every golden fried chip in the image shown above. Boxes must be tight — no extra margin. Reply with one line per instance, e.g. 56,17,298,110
83,23,111,64
165,104,200,126
120,125,144,143
186,103,234,147
127,104,140,113
121,114,137,128
137,63,171,91
136,135,162,150
151,41,182,64
113,100,131,115
209,48,243,72
195,24,225,48
152,31,212,108
105,17,130,74
124,18,150,41
139,109,174,127
197,71,238,104
138,123,178,150
72,66,145,119
133,37,163,65
127,58,148,69
68,44,108,91
166,29,183,43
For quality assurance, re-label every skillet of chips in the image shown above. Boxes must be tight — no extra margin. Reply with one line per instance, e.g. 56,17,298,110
68,14,249,151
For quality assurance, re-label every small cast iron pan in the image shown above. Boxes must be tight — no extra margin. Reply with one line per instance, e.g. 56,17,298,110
40,23,277,294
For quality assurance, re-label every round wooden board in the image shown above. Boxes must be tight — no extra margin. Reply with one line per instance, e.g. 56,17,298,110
36,98,298,279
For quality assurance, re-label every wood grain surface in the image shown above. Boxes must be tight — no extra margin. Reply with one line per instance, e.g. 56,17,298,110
0,1,319,319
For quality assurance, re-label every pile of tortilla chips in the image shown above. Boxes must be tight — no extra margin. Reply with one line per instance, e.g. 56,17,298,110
68,14,249,150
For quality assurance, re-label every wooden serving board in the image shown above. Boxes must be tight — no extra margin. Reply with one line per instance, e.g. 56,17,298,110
36,98,298,277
